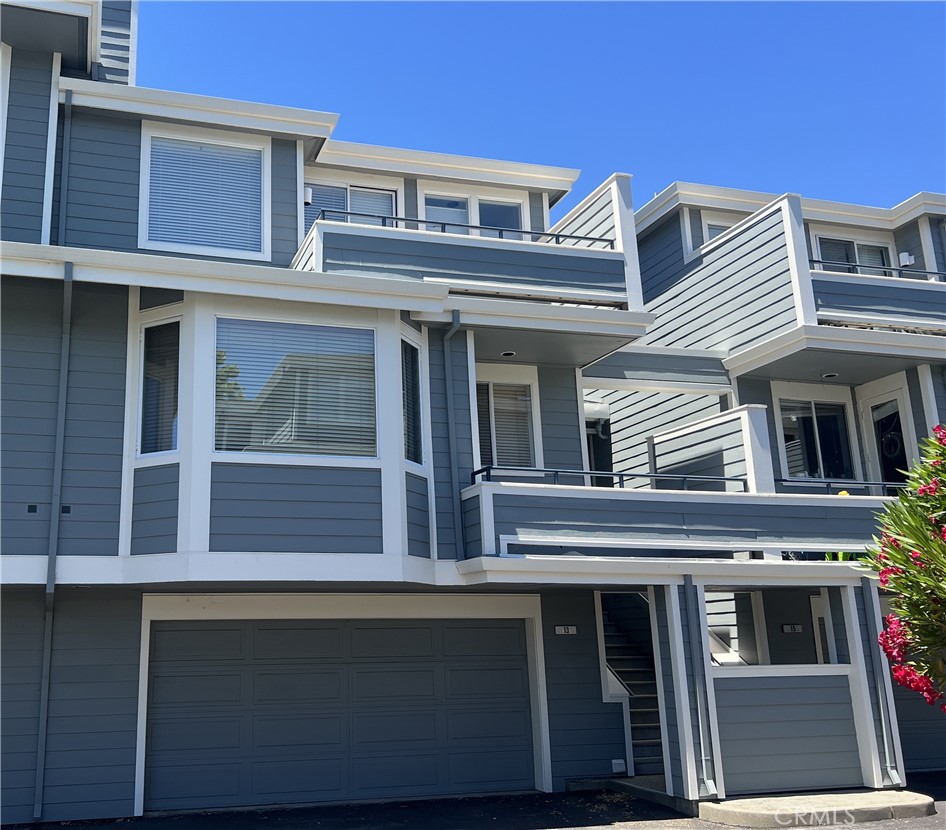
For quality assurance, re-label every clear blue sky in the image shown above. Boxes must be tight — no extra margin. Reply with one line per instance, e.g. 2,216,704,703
138,1,945,219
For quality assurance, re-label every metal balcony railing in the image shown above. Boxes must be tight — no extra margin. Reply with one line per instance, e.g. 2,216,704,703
776,478,906,496
810,259,946,282
315,210,617,249
471,465,749,492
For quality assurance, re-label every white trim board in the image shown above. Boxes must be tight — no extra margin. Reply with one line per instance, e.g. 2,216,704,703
40,52,61,245
132,593,552,815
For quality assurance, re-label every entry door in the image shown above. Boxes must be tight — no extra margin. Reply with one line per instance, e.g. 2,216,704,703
855,373,918,488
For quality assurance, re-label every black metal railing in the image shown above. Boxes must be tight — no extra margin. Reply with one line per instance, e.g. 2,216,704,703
810,259,946,282
315,210,617,249
776,478,906,496
471,466,749,492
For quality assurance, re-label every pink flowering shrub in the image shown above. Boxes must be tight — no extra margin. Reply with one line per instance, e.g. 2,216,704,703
867,425,946,712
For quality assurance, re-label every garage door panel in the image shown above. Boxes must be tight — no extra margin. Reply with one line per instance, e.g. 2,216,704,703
351,710,439,746
151,627,244,662
351,667,438,701
252,626,342,661
252,714,344,751
350,624,437,658
150,672,244,707
252,669,344,704
445,666,528,698
148,717,243,753
146,619,535,810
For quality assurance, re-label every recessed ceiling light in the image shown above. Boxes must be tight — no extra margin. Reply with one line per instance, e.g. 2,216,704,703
821,372,839,380
500,351,516,357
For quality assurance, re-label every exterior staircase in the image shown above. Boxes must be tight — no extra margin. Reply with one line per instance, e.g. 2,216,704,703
600,594,665,777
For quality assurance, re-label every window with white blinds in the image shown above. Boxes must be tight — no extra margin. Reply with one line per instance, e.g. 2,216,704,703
215,318,376,457
477,382,535,468
818,237,893,277
402,340,422,464
303,184,396,235
145,133,266,255
140,321,179,454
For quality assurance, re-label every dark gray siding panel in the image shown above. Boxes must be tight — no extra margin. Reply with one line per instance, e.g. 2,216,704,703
893,221,926,274
652,417,746,491
1,50,52,242
736,378,782,478
1,277,61,555
552,189,615,245
637,213,688,302
538,367,583,471
139,287,184,310
812,277,946,326
894,678,946,771
403,177,418,218
600,388,723,486
429,330,473,559
146,619,533,809
934,366,946,424
715,674,862,794
0,588,142,823
653,587,684,795
490,493,883,552
0,279,127,557
131,464,179,555
761,588,818,664
98,1,133,84
528,191,545,233
461,496,482,559
642,209,797,352
406,472,431,558
905,368,929,440
60,283,128,556
321,231,627,295
931,218,946,273
541,591,625,790
271,138,299,266
209,464,383,553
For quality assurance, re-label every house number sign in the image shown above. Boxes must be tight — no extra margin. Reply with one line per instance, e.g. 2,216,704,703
554,625,578,635
781,624,804,633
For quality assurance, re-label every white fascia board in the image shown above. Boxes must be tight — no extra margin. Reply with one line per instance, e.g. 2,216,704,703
0,241,448,312
548,172,632,234
316,139,579,194
723,324,946,377
58,77,338,139
636,182,946,235
455,555,868,586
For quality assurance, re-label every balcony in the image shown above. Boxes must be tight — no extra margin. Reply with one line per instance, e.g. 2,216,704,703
291,210,632,306
461,404,893,559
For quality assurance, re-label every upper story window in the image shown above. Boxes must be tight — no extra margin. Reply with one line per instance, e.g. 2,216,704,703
425,195,470,234
773,382,857,481
702,210,738,242
475,365,543,469
214,318,376,457
816,237,893,277
304,183,396,234
401,340,422,464
140,123,271,261
420,185,530,240
140,321,180,455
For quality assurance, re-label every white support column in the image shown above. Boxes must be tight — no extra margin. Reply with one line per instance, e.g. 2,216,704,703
647,586,673,795
378,310,408,555
781,195,818,325
40,52,61,245
609,173,645,312
741,404,776,493
916,364,940,433
667,584,700,800
918,216,939,280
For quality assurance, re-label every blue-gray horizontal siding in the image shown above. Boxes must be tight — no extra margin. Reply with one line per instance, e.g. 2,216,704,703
528,191,545,234
209,464,383,553
930,217,946,273
653,418,746,492
637,213,688,302
653,588,684,795
462,496,482,559
538,367,584,471
551,189,615,245
0,278,126,557
98,1,133,84
933,366,946,424
489,493,883,551
320,231,627,295
541,591,626,790
893,674,946,771
429,329,473,560
0,588,141,824
641,209,797,352
406,472,430,558
1,50,53,243
893,220,926,275
52,112,298,265
812,277,946,327
599,389,723,487
714,674,862,794
584,350,730,388
131,465,179,555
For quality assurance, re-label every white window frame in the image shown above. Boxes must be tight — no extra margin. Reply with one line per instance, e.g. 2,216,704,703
137,315,183,461
303,168,404,221
701,210,739,245
682,206,747,260
210,309,382,467
139,121,272,261
305,179,399,222
475,363,544,470
417,180,531,238
855,372,920,481
809,223,897,277
771,380,864,483
399,324,428,473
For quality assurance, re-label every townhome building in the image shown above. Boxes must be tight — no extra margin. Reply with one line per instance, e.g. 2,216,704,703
1,0,944,824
